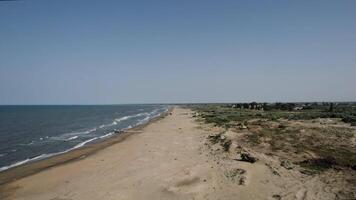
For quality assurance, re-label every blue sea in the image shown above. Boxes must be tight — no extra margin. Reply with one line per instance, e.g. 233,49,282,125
0,105,169,171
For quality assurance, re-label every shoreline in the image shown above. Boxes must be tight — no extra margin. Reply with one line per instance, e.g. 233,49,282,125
1,107,349,200
0,107,172,186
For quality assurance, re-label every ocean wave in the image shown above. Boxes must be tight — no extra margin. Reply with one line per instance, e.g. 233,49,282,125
104,110,162,128
18,140,37,146
99,121,118,128
115,116,132,122
0,153,53,172
123,125,132,130
51,128,97,141
111,112,150,124
0,136,103,172
66,136,79,141
99,132,114,139
45,110,159,143
73,137,99,149
136,116,151,125
0,107,170,172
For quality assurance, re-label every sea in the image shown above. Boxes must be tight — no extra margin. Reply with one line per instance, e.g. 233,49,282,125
0,104,169,172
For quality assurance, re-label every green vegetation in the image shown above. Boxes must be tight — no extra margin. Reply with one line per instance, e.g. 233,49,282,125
190,102,356,172
190,102,356,127
207,132,232,152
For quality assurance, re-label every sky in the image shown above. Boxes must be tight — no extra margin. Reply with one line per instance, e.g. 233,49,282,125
0,0,355,104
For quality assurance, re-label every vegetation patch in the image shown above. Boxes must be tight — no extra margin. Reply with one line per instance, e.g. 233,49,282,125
239,153,257,163
207,132,232,152
190,102,356,127
299,157,338,172
189,103,356,197
190,103,356,172
224,168,247,185
222,139,232,152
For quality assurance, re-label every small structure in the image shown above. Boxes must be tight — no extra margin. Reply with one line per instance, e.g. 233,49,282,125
293,106,303,111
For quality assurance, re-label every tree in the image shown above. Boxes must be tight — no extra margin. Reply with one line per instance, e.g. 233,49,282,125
329,103,334,112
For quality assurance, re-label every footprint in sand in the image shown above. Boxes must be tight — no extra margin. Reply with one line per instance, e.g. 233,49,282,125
166,176,207,194
295,188,307,200
164,166,211,195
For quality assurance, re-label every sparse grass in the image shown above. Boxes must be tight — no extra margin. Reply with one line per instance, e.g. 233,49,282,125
190,104,356,171
316,146,356,168
224,168,246,178
222,140,232,152
190,103,356,198
299,157,337,173
224,168,246,184
246,133,261,144
208,132,225,144
191,104,356,127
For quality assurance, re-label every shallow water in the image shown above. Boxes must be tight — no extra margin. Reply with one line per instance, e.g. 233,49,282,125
0,105,169,171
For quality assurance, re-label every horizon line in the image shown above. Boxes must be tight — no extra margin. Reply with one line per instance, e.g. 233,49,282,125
0,101,355,106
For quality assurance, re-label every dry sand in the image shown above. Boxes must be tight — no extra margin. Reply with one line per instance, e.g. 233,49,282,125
0,107,340,200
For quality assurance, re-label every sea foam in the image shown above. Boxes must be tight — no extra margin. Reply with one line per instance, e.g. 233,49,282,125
0,106,170,172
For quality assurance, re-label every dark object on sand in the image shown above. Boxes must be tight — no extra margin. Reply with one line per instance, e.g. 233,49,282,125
280,160,293,170
239,153,257,163
299,157,337,170
208,133,223,144
114,130,123,134
222,140,232,152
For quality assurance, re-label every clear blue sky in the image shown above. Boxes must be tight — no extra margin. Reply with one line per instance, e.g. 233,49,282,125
1,0,355,104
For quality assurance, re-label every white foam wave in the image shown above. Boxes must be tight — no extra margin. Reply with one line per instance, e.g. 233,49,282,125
123,125,132,130
1,135,109,172
73,137,99,149
0,154,53,172
115,116,131,122
0,107,170,172
19,141,35,146
0,133,111,172
99,120,118,129
51,128,97,141
136,116,151,125
108,112,151,126
99,132,114,139
66,136,79,141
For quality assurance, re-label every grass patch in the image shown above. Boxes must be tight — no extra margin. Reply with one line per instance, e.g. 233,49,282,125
191,104,356,127
190,104,356,172
299,157,338,173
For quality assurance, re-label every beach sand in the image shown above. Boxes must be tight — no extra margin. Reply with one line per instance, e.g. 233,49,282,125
0,107,338,200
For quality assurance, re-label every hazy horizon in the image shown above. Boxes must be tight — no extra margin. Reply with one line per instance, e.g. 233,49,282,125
1,0,356,104
0,100,356,106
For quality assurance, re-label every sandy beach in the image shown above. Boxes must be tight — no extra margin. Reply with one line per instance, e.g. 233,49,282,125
2,1,356,199
0,107,352,200
0,107,256,200
0,107,207,199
